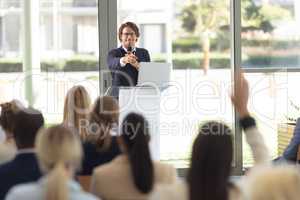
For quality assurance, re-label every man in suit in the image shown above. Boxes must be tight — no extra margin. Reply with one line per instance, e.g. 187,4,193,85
0,107,44,199
107,21,151,98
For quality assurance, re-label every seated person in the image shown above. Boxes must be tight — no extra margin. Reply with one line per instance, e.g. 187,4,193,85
274,118,300,163
80,96,121,175
91,112,177,200
242,165,300,200
0,107,44,199
0,100,24,164
6,125,99,200
63,85,91,141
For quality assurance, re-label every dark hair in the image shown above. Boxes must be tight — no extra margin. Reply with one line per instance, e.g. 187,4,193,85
118,21,140,41
0,100,23,134
121,113,153,193
187,121,233,200
13,107,44,149
87,96,119,152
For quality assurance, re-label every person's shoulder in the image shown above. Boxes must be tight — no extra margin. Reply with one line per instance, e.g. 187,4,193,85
6,182,39,200
154,161,175,172
93,155,123,176
83,141,96,151
0,158,15,173
72,190,99,200
93,160,114,176
108,47,122,54
136,47,149,53
150,181,187,200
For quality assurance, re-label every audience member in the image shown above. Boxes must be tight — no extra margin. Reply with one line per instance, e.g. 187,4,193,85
80,96,121,175
6,124,99,200
0,100,24,164
242,165,300,200
63,85,91,141
273,118,300,163
0,107,44,199
91,112,176,200
150,72,269,200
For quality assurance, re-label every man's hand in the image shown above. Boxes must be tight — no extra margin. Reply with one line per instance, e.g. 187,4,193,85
122,53,139,70
231,71,250,118
123,53,137,63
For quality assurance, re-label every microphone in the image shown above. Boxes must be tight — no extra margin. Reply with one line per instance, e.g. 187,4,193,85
127,46,132,53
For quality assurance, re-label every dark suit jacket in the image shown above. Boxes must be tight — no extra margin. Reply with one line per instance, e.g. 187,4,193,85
0,152,42,199
107,46,150,97
283,118,300,161
79,136,121,175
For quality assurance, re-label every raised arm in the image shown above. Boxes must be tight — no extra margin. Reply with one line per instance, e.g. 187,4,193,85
231,72,270,164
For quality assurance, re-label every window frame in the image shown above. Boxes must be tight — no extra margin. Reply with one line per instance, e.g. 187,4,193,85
98,0,291,176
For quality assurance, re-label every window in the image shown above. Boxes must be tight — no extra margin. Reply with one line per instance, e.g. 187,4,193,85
37,0,99,123
0,0,100,124
241,0,300,166
0,0,22,103
117,0,234,169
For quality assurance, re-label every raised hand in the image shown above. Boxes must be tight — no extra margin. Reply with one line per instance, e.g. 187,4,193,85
231,71,250,118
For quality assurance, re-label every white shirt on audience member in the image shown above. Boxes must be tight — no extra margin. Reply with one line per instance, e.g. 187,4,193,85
5,177,99,200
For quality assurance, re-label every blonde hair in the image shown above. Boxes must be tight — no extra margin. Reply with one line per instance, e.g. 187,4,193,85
87,96,119,152
244,165,300,200
63,85,91,141
36,125,82,200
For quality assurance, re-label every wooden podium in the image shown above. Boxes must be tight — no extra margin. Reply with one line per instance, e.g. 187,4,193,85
119,86,161,160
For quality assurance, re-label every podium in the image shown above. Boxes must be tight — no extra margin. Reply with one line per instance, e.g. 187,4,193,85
119,86,161,160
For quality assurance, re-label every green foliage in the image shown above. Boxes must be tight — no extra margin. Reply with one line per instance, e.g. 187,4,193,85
180,4,197,33
0,55,99,72
241,0,291,32
64,57,98,71
244,55,300,68
172,37,200,52
0,59,22,72
179,0,229,35
152,53,230,69
180,0,292,34
172,36,300,52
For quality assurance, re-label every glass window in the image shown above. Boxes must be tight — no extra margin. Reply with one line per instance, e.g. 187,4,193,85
0,0,99,124
117,0,233,168
61,0,97,7
242,0,300,69
37,0,99,123
241,0,300,166
0,0,22,103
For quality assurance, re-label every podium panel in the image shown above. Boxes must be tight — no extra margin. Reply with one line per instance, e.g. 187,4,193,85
119,87,161,160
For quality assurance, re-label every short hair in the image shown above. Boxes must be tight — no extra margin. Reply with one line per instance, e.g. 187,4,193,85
118,21,140,41
0,100,24,135
13,107,44,149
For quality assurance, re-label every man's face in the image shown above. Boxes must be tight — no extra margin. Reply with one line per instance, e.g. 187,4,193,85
120,27,137,48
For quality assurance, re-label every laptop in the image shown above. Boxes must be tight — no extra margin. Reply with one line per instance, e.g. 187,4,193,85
137,62,172,90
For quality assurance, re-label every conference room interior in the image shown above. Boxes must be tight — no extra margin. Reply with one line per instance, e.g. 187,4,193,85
1,0,300,177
